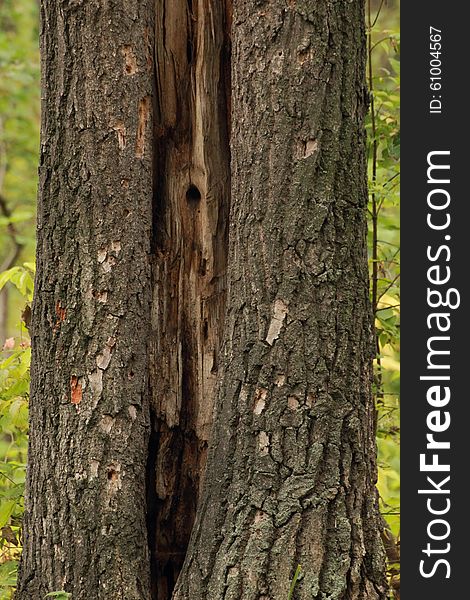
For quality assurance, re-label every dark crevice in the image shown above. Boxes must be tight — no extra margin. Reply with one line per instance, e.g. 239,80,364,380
186,184,201,204
149,1,232,598
151,164,167,254
153,317,201,599
162,562,175,597
154,425,200,600
186,0,196,65
186,40,193,64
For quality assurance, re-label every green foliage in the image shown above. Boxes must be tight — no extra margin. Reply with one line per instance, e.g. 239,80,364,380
287,565,302,600
366,1,400,596
0,0,40,213
0,562,17,600
0,267,33,597
0,320,30,597
45,592,72,600
0,263,35,303
0,0,39,343
0,358,29,597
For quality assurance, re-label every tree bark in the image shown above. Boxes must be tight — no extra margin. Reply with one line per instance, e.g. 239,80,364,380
18,1,387,599
17,1,155,598
173,1,386,599
149,1,230,597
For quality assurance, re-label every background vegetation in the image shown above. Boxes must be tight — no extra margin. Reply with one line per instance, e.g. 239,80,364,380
0,0,39,595
0,0,400,597
366,1,400,595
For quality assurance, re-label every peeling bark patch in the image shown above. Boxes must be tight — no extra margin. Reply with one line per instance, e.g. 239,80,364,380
305,139,318,157
70,376,82,405
253,387,268,415
297,38,311,65
90,461,100,479
100,415,115,434
88,369,103,398
96,337,116,370
288,396,299,410
297,138,319,159
265,299,288,345
271,50,284,75
110,241,122,254
258,431,270,455
254,510,266,525
112,121,126,150
106,465,122,491
306,394,316,407
239,384,250,405
135,96,151,158
55,301,66,323
102,259,114,273
96,291,108,304
53,301,66,332
98,245,119,272
121,45,138,75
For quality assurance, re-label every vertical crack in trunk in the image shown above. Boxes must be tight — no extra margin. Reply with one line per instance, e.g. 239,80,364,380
148,1,231,598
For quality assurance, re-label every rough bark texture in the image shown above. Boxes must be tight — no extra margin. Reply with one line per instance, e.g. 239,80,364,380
17,1,155,598
149,1,231,597
173,1,387,599
18,1,387,599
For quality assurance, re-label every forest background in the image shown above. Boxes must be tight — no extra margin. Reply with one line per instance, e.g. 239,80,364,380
0,0,400,597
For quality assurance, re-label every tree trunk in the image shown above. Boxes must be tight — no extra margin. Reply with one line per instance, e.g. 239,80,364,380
17,1,155,598
173,1,386,599
18,1,386,599
149,1,230,597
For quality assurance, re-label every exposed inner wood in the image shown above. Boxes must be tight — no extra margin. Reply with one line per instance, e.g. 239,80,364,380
149,1,231,597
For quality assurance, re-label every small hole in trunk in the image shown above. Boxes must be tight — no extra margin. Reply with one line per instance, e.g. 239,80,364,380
186,185,201,204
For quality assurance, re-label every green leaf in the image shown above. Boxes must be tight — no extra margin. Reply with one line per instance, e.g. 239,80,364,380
287,565,302,600
0,560,19,590
0,500,16,528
